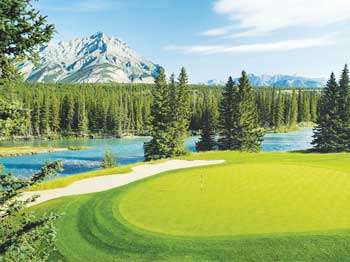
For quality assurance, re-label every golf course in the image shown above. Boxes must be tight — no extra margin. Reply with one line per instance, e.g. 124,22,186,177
31,151,350,261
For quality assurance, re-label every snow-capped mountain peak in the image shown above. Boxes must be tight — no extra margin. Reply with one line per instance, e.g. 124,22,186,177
19,32,162,83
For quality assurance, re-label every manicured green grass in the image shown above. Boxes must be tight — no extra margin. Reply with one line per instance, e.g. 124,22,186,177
32,151,350,261
120,163,350,236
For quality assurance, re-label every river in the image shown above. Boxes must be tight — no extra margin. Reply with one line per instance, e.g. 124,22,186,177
0,128,314,178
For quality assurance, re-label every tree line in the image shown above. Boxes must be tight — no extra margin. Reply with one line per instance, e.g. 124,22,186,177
0,82,319,140
145,69,318,159
313,64,350,152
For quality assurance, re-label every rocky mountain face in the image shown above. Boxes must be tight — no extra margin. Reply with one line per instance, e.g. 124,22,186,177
205,74,326,88
18,32,162,83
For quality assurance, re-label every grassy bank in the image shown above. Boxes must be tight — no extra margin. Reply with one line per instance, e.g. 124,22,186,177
31,151,350,261
28,159,167,191
0,146,68,157
28,165,135,191
0,145,89,157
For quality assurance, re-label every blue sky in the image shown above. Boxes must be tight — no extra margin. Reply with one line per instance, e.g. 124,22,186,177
35,0,350,83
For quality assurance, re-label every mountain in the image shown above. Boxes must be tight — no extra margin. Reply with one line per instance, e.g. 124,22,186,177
205,74,326,88
18,32,162,83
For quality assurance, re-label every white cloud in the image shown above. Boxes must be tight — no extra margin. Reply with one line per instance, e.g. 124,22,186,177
203,0,350,37
165,36,334,55
201,25,236,36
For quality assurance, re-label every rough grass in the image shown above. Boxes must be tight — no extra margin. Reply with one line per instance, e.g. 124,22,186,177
28,159,167,191
31,151,350,261
28,165,135,191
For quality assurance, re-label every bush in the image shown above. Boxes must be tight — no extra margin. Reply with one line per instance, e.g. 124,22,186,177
102,149,116,168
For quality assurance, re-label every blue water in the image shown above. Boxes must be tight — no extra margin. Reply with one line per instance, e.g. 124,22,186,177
0,128,313,178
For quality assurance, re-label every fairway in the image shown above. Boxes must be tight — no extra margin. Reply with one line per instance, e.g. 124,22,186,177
120,163,350,236
31,151,350,261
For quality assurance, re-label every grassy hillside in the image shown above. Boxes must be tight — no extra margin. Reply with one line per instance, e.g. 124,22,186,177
32,151,350,261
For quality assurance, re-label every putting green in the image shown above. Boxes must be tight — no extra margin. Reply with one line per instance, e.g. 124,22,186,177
120,163,350,236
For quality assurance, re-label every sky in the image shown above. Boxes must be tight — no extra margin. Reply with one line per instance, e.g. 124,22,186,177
34,0,350,83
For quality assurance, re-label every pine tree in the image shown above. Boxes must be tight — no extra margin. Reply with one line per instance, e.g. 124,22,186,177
102,149,116,168
312,73,342,152
170,67,191,156
196,103,217,152
288,90,298,129
31,100,40,136
75,97,88,136
274,90,284,129
0,161,62,261
270,86,277,127
302,94,311,123
310,93,318,123
234,71,265,151
338,64,350,149
297,89,303,122
39,96,50,136
50,96,60,133
144,69,172,161
218,77,237,150
61,95,75,133
0,0,55,83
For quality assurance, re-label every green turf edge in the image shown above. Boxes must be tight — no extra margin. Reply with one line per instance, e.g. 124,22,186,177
27,159,169,191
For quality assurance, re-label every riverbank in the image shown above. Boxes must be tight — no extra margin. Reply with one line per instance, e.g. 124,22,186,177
0,146,89,157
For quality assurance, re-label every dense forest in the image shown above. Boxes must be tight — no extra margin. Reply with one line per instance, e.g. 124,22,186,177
0,82,320,139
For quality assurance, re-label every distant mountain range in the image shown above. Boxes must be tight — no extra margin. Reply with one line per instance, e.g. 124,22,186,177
205,74,326,88
18,32,326,87
18,32,162,83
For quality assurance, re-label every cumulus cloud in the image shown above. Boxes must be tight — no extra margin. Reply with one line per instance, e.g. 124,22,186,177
202,0,350,37
165,36,334,55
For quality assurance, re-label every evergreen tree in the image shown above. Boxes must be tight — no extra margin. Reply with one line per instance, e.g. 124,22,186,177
310,93,318,122
0,0,55,82
144,69,172,161
39,96,50,136
50,96,60,133
196,103,217,152
338,64,350,149
274,90,284,129
218,77,237,150
312,73,342,152
297,89,303,122
0,161,62,261
75,97,88,135
107,97,119,136
61,95,75,132
302,94,311,123
234,71,265,151
288,90,298,129
31,100,40,136
170,67,191,156
0,99,30,138
270,86,277,127
102,149,116,168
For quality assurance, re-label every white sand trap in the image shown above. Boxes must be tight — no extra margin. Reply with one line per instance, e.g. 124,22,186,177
24,160,224,206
